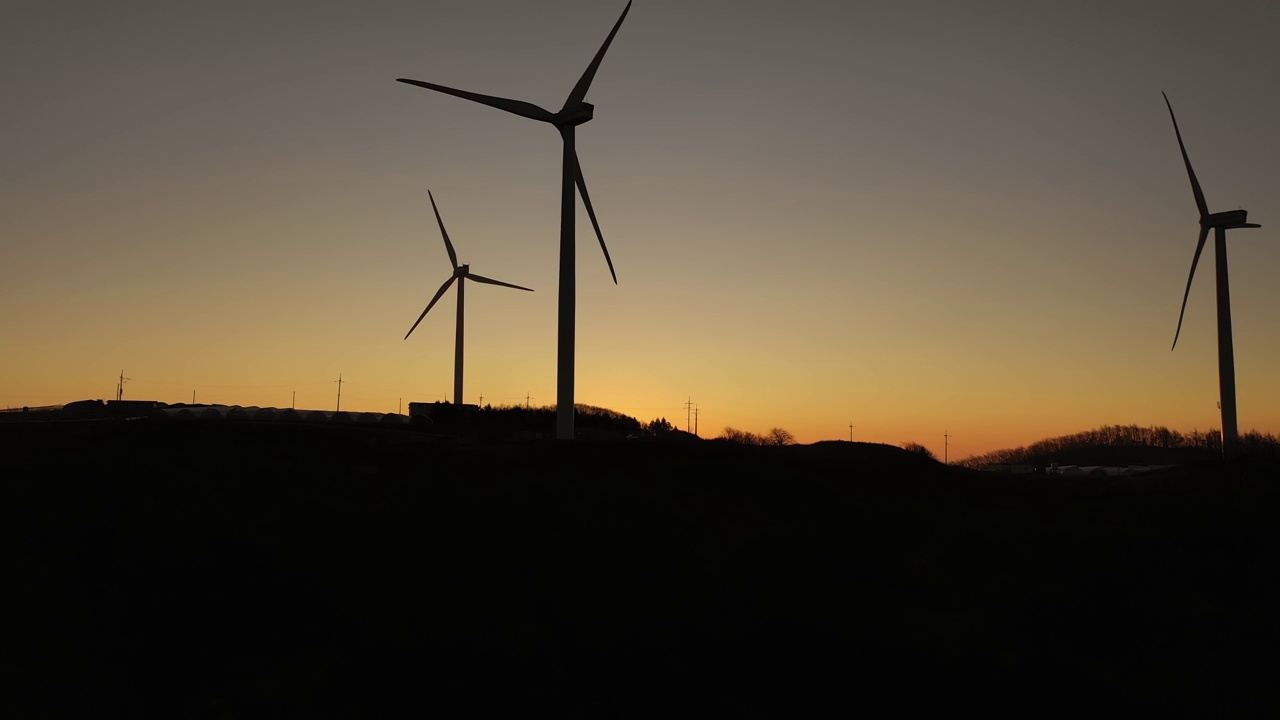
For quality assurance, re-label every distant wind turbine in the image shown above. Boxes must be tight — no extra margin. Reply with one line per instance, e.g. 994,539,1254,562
398,1,633,439
1163,92,1261,454
404,191,533,408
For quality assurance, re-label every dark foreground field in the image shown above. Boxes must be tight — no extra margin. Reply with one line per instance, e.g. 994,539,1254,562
7,422,1280,716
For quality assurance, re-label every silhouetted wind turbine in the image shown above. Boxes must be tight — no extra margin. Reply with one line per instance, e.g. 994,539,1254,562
404,191,533,408
398,1,632,440
1163,92,1261,454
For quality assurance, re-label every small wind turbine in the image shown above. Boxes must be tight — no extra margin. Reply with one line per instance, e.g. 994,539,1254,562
398,1,633,439
1163,92,1261,455
404,190,533,408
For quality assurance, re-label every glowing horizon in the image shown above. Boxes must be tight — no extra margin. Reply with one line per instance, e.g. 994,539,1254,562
3,1,1279,461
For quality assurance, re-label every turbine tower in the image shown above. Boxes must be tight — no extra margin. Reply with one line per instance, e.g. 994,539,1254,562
398,1,632,439
1163,92,1261,455
404,190,534,407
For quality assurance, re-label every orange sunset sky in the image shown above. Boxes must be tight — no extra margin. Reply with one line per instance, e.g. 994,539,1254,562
3,0,1279,459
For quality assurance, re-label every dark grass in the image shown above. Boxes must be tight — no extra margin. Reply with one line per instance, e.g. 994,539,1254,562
7,422,1280,716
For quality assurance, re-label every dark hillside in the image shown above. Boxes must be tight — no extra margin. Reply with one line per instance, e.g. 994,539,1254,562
7,423,1280,716
961,424,1280,469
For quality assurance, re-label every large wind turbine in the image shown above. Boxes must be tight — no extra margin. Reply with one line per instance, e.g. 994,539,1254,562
404,190,533,407
398,1,632,439
1163,92,1261,454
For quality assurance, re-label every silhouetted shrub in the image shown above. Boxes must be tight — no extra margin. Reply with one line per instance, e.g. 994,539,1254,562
901,442,938,462
646,417,675,436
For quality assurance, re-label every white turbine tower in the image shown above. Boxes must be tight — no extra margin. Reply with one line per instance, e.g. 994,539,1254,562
404,190,534,407
1163,92,1262,455
398,1,633,439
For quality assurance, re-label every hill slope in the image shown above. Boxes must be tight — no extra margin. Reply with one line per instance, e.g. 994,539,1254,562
6,423,1280,716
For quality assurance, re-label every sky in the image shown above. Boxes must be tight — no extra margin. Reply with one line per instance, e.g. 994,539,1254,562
3,0,1279,459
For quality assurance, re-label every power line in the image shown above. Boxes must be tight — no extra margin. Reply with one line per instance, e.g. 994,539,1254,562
341,381,439,397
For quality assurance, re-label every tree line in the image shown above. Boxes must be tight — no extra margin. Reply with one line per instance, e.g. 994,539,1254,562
958,424,1280,469
445,403,643,437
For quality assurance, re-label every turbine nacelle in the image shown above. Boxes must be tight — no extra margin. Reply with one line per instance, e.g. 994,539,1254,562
1204,209,1261,230
555,102,595,127
457,263,471,276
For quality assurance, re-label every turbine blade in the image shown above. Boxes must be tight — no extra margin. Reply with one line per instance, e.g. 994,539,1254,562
464,272,534,292
428,190,458,269
1162,92,1209,220
404,276,457,340
397,79,555,123
575,152,618,284
1171,225,1211,351
563,0,633,112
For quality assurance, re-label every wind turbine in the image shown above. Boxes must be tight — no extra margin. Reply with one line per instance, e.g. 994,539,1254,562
1163,92,1261,455
398,1,632,439
404,190,533,408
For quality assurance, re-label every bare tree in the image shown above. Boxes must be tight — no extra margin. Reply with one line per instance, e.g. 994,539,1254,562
766,427,796,446
719,426,798,446
719,427,760,445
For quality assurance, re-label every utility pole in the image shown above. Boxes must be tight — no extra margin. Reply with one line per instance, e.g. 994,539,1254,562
335,374,343,412
693,405,700,437
684,396,694,433
115,370,130,401
944,432,950,465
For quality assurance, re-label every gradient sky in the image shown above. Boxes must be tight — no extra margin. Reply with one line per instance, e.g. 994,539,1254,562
4,0,1279,459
